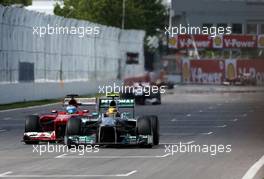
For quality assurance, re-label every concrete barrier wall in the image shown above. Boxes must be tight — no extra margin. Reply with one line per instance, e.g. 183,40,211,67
0,6,145,104
0,80,122,104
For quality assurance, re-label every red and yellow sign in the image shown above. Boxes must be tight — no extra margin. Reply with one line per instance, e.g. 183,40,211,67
170,35,260,49
258,35,264,48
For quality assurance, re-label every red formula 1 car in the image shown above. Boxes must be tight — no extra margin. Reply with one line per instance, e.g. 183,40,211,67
23,94,97,144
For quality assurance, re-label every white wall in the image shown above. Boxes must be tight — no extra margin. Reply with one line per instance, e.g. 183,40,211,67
0,6,145,104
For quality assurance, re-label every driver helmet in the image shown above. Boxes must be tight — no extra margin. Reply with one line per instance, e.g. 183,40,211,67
107,107,117,115
106,100,118,116
66,105,77,114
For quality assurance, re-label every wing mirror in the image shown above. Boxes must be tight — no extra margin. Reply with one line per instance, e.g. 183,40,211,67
83,109,89,113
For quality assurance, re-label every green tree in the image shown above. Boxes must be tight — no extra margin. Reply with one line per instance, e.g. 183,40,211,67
0,0,32,6
54,0,166,36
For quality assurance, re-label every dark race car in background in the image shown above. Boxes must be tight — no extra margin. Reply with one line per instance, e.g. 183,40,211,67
121,82,161,105
23,95,97,144
64,94,160,148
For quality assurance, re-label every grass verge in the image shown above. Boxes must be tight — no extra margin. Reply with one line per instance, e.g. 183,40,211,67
0,93,104,111
0,99,60,111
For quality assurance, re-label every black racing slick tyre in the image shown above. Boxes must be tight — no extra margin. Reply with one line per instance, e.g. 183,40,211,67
65,117,82,136
25,115,40,132
24,115,40,144
137,117,151,135
148,115,159,145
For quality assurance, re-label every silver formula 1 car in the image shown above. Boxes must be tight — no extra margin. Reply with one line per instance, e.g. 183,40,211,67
64,94,159,148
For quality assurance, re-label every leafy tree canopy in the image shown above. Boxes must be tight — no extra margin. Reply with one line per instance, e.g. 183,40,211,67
0,0,32,6
54,0,167,36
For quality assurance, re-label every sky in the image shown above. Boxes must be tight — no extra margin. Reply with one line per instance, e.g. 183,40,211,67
26,0,171,15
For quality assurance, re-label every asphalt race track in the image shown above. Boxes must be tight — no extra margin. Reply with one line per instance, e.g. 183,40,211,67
0,90,264,179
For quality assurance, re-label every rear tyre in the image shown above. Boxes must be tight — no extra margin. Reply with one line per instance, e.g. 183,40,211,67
24,115,40,144
148,115,159,145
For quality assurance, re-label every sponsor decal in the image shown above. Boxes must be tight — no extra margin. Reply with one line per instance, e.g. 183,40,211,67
182,60,225,84
223,35,257,48
189,60,224,84
177,35,212,49
182,59,190,83
213,35,223,48
182,59,264,85
258,35,264,48
168,36,178,48
225,60,237,80
170,35,260,49
237,60,264,85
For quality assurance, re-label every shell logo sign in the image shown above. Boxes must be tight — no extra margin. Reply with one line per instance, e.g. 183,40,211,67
213,36,223,48
182,60,190,82
258,35,264,48
227,64,236,80
225,60,236,80
168,37,178,48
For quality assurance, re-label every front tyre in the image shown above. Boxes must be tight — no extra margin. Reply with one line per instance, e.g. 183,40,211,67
24,115,40,144
137,117,152,148
137,117,151,135
65,117,82,136
64,117,82,148
148,115,159,145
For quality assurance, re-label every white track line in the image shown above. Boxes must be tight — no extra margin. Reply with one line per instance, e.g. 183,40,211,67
170,119,234,122
201,132,213,135
160,141,195,145
3,117,11,120
55,153,68,158
171,118,177,122
0,171,12,177
216,125,227,128
56,153,170,159
0,170,137,178
233,118,238,122
242,155,264,179
161,132,212,136
118,170,137,176
242,113,248,117
161,133,195,136
165,125,226,128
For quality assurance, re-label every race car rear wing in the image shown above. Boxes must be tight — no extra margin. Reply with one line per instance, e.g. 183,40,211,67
98,99,135,109
98,98,135,117
63,97,97,106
